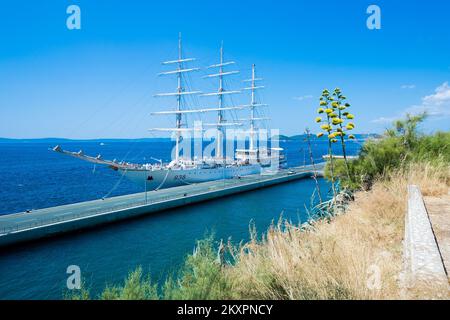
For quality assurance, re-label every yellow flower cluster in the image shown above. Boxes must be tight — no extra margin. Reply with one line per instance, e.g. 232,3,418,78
332,118,344,125
315,87,356,142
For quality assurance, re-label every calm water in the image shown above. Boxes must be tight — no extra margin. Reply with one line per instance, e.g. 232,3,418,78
0,139,360,299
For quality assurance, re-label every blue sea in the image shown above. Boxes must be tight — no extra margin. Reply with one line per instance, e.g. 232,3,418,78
0,138,361,299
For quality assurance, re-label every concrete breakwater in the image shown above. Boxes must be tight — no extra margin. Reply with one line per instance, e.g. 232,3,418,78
0,164,324,248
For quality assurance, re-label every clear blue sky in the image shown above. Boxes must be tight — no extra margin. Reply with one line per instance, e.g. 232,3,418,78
0,0,449,138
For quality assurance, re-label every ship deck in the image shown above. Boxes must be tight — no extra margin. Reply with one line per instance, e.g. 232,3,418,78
0,164,325,247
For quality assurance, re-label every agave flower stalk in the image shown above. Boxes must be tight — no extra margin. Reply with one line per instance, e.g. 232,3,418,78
316,89,337,197
331,88,354,183
305,128,323,204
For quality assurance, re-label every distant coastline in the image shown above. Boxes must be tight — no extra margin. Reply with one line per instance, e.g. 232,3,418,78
271,133,381,142
0,134,381,144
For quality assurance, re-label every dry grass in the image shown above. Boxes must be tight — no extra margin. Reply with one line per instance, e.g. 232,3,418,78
226,162,450,299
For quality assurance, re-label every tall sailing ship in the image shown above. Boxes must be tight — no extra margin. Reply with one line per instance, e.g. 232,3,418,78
53,34,285,190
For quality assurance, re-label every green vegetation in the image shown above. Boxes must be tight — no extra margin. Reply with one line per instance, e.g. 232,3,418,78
69,236,235,300
71,155,449,300
316,88,356,195
161,237,234,300
100,267,159,300
67,110,449,300
329,113,450,190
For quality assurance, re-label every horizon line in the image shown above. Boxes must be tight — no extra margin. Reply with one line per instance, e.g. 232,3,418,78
0,133,379,141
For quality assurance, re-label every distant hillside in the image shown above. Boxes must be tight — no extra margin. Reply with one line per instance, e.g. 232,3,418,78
272,133,381,141
0,134,381,144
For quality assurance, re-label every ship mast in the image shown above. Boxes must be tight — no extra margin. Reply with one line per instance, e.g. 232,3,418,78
151,33,201,163
201,42,242,161
151,35,244,163
175,33,183,161
217,44,225,159
241,64,269,152
249,64,257,151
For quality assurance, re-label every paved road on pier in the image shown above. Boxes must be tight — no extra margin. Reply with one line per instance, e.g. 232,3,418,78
0,164,324,236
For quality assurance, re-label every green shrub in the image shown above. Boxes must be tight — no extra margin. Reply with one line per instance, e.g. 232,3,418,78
411,131,450,163
162,236,235,300
65,281,91,300
90,236,235,300
328,113,450,190
100,267,159,300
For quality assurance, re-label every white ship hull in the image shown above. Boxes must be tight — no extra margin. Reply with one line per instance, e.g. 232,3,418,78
121,164,261,190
